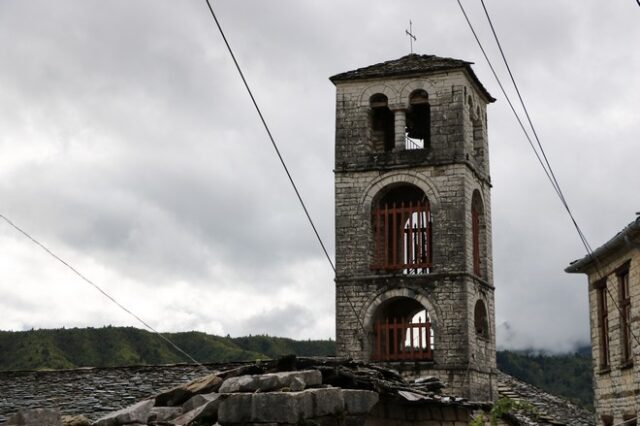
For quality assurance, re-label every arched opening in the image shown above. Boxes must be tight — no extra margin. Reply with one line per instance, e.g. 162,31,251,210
370,94,394,152
406,90,430,150
471,190,486,278
371,185,432,274
371,297,433,361
474,299,489,338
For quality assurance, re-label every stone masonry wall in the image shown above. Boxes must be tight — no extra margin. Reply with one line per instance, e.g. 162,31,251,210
587,247,640,424
333,69,496,402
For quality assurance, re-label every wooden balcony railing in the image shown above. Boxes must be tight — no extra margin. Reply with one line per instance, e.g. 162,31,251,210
372,318,433,362
371,200,431,273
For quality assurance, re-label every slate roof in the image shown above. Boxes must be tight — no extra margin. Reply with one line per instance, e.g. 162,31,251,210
329,53,495,102
566,216,640,273
0,361,594,425
497,370,594,426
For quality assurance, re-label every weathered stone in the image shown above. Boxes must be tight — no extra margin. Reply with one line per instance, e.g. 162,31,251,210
218,370,322,393
170,394,222,425
342,389,379,414
155,373,223,406
6,408,62,426
148,406,182,422
181,392,219,412
93,399,154,426
311,387,344,416
289,376,305,392
217,388,345,423
61,415,91,426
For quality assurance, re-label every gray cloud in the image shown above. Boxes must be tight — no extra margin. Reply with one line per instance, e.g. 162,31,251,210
0,1,638,349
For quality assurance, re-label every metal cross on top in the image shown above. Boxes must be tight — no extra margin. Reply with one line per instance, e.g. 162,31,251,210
405,20,417,54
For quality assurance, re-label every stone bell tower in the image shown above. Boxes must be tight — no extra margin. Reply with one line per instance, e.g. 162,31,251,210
330,54,497,401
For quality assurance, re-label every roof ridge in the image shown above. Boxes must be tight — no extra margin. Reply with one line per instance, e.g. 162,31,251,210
329,53,494,102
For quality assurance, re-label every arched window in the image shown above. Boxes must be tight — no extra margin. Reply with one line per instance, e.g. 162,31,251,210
372,297,433,361
370,94,394,152
371,185,432,274
406,90,430,150
471,190,485,277
474,299,489,337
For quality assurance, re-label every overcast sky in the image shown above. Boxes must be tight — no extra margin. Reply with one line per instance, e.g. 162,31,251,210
1,1,638,354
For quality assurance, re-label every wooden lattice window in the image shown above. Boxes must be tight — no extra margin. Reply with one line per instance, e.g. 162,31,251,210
371,186,431,274
371,298,433,362
618,266,632,365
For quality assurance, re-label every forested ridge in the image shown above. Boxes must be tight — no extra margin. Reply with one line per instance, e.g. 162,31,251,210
0,327,592,409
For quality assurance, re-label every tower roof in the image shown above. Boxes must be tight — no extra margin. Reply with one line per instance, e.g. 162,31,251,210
330,53,495,102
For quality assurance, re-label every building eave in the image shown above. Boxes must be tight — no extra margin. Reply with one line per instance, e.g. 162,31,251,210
565,216,640,274
329,54,496,103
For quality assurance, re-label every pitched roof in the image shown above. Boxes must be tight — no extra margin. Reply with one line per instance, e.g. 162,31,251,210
497,371,594,426
566,216,640,273
329,53,495,102
1,360,594,425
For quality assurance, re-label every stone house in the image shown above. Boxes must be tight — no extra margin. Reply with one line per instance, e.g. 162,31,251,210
330,54,497,401
566,216,640,425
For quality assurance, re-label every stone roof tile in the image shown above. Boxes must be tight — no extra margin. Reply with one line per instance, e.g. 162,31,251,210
329,53,495,102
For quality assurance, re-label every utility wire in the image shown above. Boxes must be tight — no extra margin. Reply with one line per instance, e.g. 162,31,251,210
455,0,561,202
477,0,640,349
0,214,209,371
478,0,594,256
458,0,640,348
202,0,368,342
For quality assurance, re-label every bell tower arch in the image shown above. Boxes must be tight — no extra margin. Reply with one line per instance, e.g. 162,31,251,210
330,54,497,401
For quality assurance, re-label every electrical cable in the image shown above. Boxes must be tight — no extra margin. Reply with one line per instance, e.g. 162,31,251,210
0,214,210,372
476,0,640,349
202,0,368,344
456,0,562,202
479,0,594,254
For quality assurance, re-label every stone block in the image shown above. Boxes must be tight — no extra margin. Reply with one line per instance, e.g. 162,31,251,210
171,394,223,425
148,406,182,422
6,408,62,426
155,373,223,406
181,392,220,412
93,399,154,426
218,370,322,393
61,415,90,426
218,388,346,423
342,389,379,414
311,387,345,416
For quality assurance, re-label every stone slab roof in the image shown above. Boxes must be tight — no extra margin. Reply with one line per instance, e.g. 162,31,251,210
329,53,496,102
497,371,594,426
566,216,640,273
0,360,594,425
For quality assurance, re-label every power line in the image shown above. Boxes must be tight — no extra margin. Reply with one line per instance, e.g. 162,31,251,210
201,0,368,343
0,213,209,372
478,0,594,254
477,0,640,349
457,0,640,348
455,0,561,201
